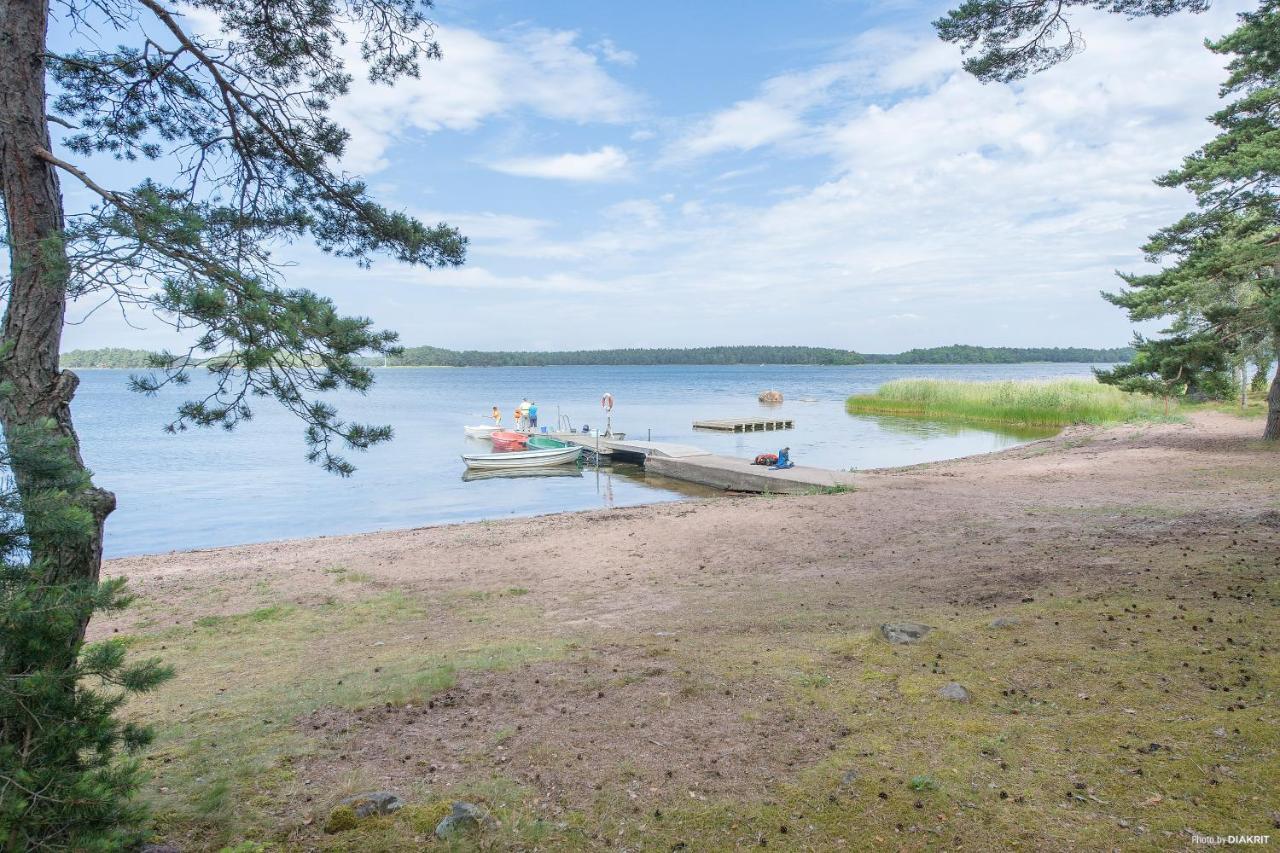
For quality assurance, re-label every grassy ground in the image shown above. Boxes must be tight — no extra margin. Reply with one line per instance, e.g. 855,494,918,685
846,379,1169,427
121,554,1278,851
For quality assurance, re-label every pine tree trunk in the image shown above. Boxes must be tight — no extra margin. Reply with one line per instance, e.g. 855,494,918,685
1265,359,1280,441
0,0,114,601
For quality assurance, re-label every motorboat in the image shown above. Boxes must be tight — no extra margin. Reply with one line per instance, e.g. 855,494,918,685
464,424,500,439
526,435,572,450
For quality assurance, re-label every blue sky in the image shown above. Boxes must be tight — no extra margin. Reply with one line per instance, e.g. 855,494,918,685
57,0,1254,353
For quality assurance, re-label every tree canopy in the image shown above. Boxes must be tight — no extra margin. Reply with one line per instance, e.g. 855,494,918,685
1,0,465,843
934,0,1208,82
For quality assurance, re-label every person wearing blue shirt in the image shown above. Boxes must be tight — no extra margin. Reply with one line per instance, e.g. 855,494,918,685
770,447,794,470
528,401,539,430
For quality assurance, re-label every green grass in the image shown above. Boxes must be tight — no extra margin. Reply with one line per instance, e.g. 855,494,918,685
846,378,1169,428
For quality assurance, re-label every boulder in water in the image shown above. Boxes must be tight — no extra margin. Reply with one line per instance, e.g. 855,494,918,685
758,389,784,403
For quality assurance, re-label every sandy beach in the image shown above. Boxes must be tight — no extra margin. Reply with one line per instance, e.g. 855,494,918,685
99,411,1280,849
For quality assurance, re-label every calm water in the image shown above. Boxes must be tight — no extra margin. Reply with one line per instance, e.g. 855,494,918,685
76,363,1104,557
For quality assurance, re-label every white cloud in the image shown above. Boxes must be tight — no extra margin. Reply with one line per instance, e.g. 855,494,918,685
593,38,637,66
333,26,641,173
424,4,1252,349
487,146,630,182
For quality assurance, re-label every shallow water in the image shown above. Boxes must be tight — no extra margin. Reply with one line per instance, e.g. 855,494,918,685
77,363,1104,557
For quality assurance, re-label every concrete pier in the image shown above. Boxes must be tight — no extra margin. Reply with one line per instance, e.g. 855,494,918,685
645,454,856,494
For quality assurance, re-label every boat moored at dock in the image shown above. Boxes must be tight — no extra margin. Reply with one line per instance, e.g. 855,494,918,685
462,445,583,470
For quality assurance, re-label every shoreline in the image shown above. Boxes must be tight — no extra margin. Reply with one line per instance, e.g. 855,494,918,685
103,425,1072,563
101,410,1279,849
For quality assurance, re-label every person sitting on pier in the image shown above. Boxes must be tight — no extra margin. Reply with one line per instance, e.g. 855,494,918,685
770,447,794,470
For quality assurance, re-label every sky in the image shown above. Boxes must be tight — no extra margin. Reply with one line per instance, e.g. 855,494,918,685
55,0,1255,354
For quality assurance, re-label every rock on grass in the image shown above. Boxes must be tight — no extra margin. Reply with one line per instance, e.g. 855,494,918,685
435,801,493,839
880,622,932,644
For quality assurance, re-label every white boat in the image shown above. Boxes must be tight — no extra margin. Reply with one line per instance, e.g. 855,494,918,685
461,445,583,470
464,424,500,439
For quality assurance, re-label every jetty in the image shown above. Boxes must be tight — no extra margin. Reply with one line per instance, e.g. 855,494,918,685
692,416,794,432
533,429,854,493
586,439,854,494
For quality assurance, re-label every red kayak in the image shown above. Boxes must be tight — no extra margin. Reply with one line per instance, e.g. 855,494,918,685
490,431,529,452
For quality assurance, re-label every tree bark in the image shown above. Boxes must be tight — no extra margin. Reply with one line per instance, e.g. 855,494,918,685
1265,357,1280,441
0,0,114,599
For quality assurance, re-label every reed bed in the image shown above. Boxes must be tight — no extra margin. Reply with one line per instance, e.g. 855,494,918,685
845,378,1167,427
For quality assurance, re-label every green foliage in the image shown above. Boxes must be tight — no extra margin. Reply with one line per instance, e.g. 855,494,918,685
45,0,467,474
845,378,1167,427
385,344,866,366
1095,332,1233,401
861,345,1134,364
0,421,172,849
934,0,1208,83
62,343,1135,368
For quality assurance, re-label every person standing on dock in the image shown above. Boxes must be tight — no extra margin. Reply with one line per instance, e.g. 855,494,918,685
528,401,539,430
519,397,531,431
491,405,502,425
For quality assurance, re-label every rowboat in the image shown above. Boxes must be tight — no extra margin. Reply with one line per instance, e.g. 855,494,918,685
462,445,583,470
526,435,571,450
490,430,529,451
464,424,500,439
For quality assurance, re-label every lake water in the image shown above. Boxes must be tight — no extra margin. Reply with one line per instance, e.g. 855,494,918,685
76,363,1105,557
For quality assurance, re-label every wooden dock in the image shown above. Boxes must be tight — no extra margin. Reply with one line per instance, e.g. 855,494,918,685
693,416,794,432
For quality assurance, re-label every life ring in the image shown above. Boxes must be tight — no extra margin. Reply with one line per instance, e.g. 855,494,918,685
601,392,614,412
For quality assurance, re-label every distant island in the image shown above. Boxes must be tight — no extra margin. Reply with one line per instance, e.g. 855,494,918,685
61,344,1135,369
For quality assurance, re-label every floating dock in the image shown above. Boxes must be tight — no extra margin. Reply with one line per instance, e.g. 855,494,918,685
692,416,794,432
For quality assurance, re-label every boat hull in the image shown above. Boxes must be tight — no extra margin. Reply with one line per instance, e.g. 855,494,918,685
464,424,500,439
490,430,529,451
462,446,582,470
526,436,571,450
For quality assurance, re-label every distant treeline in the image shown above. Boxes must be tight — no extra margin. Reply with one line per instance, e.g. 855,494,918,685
862,345,1136,365
62,343,1135,369
60,348,159,369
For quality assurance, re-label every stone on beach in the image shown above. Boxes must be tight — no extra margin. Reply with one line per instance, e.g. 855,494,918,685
325,791,404,833
435,801,492,839
880,622,932,644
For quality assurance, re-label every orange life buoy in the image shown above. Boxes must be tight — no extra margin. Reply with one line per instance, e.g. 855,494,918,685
601,392,614,411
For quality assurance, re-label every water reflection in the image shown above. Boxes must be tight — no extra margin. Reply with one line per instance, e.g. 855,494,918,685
849,413,1057,442
460,466,584,482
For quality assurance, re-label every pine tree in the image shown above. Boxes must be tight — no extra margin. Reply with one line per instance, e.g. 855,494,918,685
937,0,1280,438
1097,2,1280,438
0,399,172,849
934,0,1209,83
1,0,465,844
